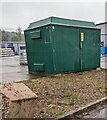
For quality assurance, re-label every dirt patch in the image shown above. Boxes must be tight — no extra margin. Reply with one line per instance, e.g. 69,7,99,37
20,69,106,118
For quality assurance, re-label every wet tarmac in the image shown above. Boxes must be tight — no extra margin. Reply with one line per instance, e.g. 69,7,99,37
0,56,31,83
84,107,107,118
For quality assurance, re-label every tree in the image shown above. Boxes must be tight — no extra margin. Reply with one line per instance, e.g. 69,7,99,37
0,29,2,41
16,27,22,41
11,35,18,41
2,30,9,41
21,34,25,41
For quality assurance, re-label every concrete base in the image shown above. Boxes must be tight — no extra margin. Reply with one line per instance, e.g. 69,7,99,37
0,83,37,119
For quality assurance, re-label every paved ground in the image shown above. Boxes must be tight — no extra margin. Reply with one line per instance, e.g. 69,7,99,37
84,107,107,118
0,56,31,83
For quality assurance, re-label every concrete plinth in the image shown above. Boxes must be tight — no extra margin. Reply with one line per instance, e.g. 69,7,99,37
0,83,37,119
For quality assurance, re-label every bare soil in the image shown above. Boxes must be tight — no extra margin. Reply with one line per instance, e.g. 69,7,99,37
21,69,106,118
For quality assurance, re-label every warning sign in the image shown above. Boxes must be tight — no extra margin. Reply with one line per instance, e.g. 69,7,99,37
81,32,84,42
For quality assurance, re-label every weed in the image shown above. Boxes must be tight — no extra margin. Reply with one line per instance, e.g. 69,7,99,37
64,100,75,106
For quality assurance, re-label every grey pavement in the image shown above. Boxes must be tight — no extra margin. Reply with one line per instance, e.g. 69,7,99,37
0,56,30,83
84,107,107,118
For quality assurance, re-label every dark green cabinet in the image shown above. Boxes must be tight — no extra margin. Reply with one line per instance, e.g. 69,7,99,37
24,17,100,74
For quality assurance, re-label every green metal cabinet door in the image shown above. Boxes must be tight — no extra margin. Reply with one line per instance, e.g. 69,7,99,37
52,25,81,73
79,28,100,71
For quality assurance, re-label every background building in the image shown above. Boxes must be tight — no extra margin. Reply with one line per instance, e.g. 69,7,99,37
0,41,25,55
96,22,107,47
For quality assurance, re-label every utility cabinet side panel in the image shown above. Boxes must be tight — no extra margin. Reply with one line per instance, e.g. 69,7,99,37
24,25,54,74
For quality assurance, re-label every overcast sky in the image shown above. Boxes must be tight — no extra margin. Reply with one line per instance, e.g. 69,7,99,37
1,1,106,31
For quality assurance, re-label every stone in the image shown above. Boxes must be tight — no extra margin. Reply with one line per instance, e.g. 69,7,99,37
96,67,102,71
0,83,37,119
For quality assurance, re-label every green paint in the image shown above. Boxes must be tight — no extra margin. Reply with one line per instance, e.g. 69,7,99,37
24,17,100,74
